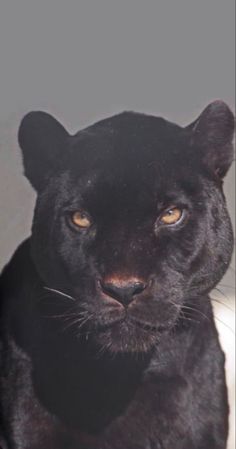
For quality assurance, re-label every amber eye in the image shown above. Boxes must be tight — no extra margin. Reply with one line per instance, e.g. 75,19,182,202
160,207,183,225
71,211,92,229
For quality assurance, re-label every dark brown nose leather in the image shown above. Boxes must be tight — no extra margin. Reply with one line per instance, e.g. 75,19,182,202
100,278,146,306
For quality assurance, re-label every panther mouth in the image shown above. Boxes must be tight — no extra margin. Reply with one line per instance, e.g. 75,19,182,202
128,317,165,333
94,314,162,334
90,314,165,353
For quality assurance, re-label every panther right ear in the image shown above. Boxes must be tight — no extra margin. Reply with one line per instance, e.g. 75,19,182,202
18,111,69,191
186,101,235,178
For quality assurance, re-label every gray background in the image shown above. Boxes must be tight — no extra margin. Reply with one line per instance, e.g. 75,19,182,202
0,1,235,447
0,0,235,269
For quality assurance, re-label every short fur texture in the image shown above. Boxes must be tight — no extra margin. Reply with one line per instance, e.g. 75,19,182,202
0,101,235,449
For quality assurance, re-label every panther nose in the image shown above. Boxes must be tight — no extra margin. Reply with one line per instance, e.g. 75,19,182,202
100,278,147,306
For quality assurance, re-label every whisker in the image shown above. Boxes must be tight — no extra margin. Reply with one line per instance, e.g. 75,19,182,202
211,297,235,312
214,315,235,335
212,286,232,302
178,309,200,325
169,301,201,325
217,283,235,291
43,286,76,301
62,311,94,333
47,311,79,320
180,305,210,322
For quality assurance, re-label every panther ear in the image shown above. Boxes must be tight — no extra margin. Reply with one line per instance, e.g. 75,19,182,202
187,101,235,178
18,111,69,191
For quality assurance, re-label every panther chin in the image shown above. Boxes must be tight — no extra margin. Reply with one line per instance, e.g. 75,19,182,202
91,317,165,354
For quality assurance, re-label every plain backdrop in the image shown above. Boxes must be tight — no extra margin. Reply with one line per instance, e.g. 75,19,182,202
0,1,235,448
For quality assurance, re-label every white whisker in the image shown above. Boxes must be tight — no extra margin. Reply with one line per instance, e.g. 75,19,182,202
43,286,76,301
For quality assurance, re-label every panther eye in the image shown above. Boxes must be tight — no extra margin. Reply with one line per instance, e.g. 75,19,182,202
71,211,92,229
160,207,183,225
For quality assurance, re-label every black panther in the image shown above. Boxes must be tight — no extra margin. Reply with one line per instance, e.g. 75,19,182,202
0,101,234,448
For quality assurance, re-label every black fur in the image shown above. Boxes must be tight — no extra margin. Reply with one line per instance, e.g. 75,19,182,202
0,101,234,448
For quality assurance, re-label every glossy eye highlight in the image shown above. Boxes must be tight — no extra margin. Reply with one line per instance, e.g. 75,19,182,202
160,207,183,225
71,211,92,229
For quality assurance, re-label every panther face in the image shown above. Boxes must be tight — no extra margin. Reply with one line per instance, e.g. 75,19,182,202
19,102,234,352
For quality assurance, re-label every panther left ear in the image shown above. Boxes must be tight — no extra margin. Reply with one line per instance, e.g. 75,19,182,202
186,100,235,178
18,111,69,191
